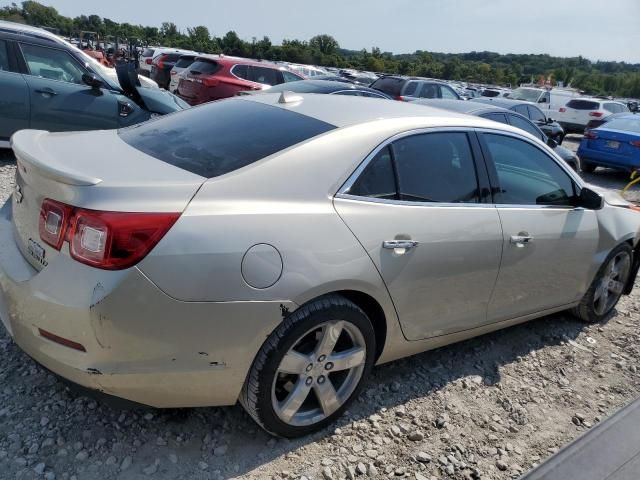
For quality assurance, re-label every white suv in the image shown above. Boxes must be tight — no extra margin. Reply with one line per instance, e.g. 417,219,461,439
556,98,629,133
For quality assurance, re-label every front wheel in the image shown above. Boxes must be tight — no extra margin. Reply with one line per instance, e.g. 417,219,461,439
572,244,633,323
240,295,376,437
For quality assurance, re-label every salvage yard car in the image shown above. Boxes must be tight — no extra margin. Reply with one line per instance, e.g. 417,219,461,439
1,94,640,438
0,21,188,147
578,114,640,172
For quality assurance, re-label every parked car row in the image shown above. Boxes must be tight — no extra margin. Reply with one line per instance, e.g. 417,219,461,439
0,21,188,147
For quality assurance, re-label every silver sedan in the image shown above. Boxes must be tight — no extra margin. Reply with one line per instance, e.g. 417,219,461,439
1,93,639,437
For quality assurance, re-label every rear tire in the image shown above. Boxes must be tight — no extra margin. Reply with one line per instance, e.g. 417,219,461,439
240,295,376,437
580,159,597,173
572,244,633,323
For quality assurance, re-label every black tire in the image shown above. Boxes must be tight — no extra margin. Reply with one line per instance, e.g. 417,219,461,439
572,243,633,323
240,294,376,437
580,159,597,173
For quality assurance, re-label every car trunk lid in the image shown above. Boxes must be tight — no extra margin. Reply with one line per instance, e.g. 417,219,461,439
10,129,206,271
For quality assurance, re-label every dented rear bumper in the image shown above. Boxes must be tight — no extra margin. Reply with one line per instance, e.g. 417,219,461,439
0,199,293,407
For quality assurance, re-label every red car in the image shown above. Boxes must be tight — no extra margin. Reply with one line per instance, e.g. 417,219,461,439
176,55,304,105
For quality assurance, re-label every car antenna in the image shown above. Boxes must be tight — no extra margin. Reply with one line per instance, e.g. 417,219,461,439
278,91,303,104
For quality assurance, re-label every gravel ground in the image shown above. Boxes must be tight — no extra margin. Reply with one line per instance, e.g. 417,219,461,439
0,138,639,480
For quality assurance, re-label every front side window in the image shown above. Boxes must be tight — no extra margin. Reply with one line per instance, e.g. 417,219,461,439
347,132,479,203
440,85,459,99
527,105,547,123
20,43,86,84
482,112,508,124
507,114,545,141
402,81,418,96
0,39,9,71
249,66,280,86
483,133,576,206
282,70,302,82
418,83,439,99
513,104,529,117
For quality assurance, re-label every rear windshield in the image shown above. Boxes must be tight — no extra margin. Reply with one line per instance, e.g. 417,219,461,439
163,53,182,62
142,48,155,57
189,59,221,75
566,100,600,110
370,77,404,96
118,99,336,178
603,118,640,134
175,56,195,68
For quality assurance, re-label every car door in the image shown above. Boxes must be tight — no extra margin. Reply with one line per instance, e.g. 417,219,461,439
0,38,30,144
19,42,120,132
478,131,599,322
334,130,503,340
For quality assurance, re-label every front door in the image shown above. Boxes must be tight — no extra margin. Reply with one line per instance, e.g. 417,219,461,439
335,131,503,340
0,39,29,143
19,42,119,132
479,132,599,322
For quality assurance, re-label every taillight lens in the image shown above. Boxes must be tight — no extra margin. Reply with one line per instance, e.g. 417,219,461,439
589,111,604,117
395,95,407,101
39,199,180,270
145,58,153,65
559,107,567,113
39,199,73,250
583,130,598,140
630,140,640,148
155,54,168,69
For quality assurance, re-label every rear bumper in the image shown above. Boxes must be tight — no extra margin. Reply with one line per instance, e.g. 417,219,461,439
578,145,640,170
0,199,292,408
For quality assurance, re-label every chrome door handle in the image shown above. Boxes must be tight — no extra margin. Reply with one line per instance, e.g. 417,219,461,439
383,240,419,250
510,233,534,247
35,88,58,96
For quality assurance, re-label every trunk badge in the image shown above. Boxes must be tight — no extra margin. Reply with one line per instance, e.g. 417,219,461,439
14,184,23,204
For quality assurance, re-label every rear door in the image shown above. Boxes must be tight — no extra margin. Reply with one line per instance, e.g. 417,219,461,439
19,42,120,131
335,130,503,340
0,38,29,143
478,131,599,322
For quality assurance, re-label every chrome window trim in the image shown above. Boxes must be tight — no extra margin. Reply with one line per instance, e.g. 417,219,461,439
336,126,585,210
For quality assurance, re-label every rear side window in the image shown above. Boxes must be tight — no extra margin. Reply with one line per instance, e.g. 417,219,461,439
483,133,575,206
402,81,418,96
175,56,195,68
566,100,600,110
0,40,9,71
142,48,155,57
249,66,280,86
481,112,508,124
119,99,336,178
231,64,248,79
370,77,404,96
513,104,529,117
189,60,220,75
348,147,397,200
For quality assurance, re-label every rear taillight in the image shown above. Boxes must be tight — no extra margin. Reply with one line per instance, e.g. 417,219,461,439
631,140,640,148
39,199,180,270
203,77,220,87
154,54,168,69
39,199,73,250
395,95,407,101
170,70,177,76
145,58,153,65
589,111,604,117
583,130,598,140
559,107,567,113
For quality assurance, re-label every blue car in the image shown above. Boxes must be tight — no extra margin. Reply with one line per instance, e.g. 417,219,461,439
578,113,640,173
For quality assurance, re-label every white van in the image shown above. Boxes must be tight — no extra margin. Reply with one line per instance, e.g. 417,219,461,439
507,87,579,116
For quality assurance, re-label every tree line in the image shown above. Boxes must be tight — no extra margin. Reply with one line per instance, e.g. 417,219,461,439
2,1,640,98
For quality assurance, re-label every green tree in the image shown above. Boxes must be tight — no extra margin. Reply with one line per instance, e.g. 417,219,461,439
309,34,339,55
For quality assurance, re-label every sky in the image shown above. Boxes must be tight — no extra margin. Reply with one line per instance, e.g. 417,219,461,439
30,0,640,63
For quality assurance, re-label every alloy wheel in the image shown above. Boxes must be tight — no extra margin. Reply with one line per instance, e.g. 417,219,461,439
593,251,631,316
271,320,367,427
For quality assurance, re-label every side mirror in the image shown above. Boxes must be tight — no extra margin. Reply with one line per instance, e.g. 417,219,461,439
538,97,547,103
546,138,558,149
629,101,639,113
82,72,104,90
547,117,555,124
578,187,604,210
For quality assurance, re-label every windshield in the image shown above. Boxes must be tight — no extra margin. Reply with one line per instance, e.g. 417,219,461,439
508,88,542,102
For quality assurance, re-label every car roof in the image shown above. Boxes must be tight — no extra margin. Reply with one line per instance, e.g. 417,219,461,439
471,97,537,110
196,54,284,69
242,93,509,130
0,20,63,44
375,75,448,84
260,80,386,94
410,98,512,116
